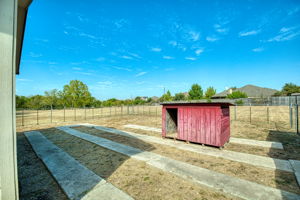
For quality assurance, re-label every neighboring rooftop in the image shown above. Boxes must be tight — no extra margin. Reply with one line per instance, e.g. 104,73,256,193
212,85,278,99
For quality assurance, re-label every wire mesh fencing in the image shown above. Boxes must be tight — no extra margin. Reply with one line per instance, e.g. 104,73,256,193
16,105,299,134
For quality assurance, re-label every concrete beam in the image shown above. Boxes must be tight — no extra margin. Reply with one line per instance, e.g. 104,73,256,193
59,126,300,200
24,131,134,200
77,124,292,172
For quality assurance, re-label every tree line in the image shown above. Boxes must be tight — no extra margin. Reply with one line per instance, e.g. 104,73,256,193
16,80,299,109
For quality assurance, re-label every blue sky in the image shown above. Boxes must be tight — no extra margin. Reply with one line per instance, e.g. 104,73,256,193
18,0,300,100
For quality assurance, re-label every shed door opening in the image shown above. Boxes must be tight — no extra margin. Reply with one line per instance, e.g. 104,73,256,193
166,108,178,138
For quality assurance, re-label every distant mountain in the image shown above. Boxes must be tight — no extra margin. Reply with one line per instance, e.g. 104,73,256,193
212,84,278,99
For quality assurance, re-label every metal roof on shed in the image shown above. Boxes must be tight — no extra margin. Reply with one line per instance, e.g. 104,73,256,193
160,100,235,105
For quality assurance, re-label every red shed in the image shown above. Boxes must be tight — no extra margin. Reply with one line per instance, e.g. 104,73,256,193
161,102,233,147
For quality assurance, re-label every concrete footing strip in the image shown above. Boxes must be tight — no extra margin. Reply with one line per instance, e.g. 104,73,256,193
289,160,300,188
58,126,300,200
123,124,284,150
24,131,134,200
76,124,292,172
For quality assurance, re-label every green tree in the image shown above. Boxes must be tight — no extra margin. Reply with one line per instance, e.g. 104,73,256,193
16,95,28,109
205,86,216,99
44,89,58,109
227,91,248,99
160,90,172,102
63,80,92,108
281,83,300,96
188,84,203,100
174,93,186,101
26,95,44,109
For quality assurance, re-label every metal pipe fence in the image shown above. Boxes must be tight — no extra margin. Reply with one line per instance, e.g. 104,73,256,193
16,105,299,133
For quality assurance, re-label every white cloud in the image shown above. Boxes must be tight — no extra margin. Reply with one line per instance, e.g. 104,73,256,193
135,72,147,77
97,81,112,86
239,30,260,37
79,32,97,39
48,62,57,65
120,55,133,60
169,41,178,47
17,78,32,82
150,47,162,52
63,31,69,35
72,67,82,70
185,57,197,61
29,52,42,58
206,36,219,42
128,52,141,58
96,57,105,61
34,38,49,42
267,28,300,42
216,28,229,34
136,81,145,85
168,41,186,51
195,49,204,56
189,31,200,41
163,56,174,59
280,27,294,33
75,72,92,76
252,47,264,52
165,68,175,71
112,66,132,71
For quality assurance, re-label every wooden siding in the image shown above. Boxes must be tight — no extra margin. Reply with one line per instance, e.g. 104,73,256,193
162,103,231,147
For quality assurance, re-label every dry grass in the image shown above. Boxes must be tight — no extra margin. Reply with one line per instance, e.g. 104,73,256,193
17,106,300,199
41,128,237,200
74,126,300,194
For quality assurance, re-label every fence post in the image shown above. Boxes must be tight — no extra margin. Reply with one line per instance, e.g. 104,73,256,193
127,105,129,115
50,105,53,123
149,106,150,115
74,108,76,121
143,105,144,115
249,106,252,124
234,105,237,120
296,105,299,135
22,109,24,126
36,109,39,125
64,106,66,122
290,104,293,128
92,107,94,120
110,106,112,116
267,106,269,124
115,106,117,116
121,106,123,115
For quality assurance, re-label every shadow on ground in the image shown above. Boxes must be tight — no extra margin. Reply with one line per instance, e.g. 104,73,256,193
266,130,300,197
17,133,68,200
17,126,155,199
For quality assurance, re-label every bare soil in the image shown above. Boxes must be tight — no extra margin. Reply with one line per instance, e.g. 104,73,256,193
41,128,238,200
17,133,68,200
74,126,300,194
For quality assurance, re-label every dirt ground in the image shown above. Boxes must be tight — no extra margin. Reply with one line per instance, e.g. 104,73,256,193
17,134,68,200
40,128,238,200
16,113,300,199
74,126,300,194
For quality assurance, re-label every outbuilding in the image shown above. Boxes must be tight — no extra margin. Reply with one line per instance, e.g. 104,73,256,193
161,101,233,147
